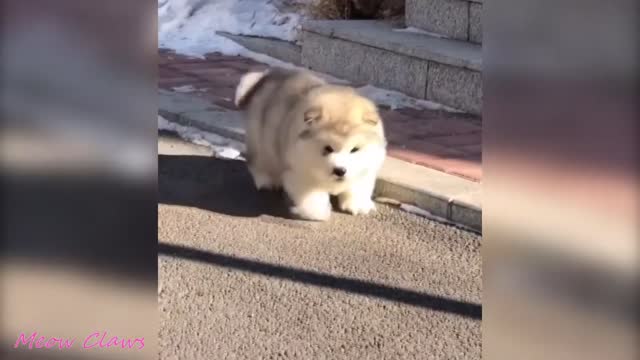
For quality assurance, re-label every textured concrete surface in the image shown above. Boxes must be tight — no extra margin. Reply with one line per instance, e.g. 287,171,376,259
158,134,482,359
302,20,482,71
302,31,429,98
427,63,482,115
406,0,469,40
469,2,483,44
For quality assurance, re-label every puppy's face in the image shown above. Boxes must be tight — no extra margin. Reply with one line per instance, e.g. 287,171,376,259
305,129,386,184
292,92,386,185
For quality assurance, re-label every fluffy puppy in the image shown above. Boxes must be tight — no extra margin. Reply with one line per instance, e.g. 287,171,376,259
235,68,386,221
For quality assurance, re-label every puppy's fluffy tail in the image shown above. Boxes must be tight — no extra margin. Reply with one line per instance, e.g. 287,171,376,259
235,70,268,109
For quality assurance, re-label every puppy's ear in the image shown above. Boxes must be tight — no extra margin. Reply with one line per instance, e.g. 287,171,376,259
363,110,381,126
303,107,322,124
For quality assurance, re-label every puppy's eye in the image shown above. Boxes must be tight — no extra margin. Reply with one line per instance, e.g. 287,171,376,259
350,147,360,153
323,146,334,156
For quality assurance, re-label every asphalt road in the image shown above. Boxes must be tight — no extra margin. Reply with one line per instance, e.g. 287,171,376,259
158,132,482,360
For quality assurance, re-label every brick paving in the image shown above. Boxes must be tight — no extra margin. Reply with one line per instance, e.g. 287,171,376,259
158,49,482,181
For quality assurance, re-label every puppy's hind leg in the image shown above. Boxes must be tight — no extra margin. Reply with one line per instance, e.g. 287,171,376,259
245,141,278,191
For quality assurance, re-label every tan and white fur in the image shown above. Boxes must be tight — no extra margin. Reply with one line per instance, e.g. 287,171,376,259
235,68,386,221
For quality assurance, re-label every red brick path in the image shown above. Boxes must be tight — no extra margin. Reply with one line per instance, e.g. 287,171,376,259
159,49,482,181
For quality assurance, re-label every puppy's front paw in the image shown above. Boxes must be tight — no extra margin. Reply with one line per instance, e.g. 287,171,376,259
339,196,376,216
290,192,332,221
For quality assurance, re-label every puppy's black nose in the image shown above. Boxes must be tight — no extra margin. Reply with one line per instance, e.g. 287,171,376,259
332,167,346,177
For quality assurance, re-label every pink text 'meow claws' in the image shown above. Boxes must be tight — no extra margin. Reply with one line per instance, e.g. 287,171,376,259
15,332,75,350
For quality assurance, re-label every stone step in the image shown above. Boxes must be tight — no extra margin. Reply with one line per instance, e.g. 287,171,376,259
301,20,482,115
406,0,483,44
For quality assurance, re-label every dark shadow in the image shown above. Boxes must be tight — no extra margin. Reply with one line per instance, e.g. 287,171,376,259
5,348,118,360
158,154,291,219
2,173,157,283
159,242,482,320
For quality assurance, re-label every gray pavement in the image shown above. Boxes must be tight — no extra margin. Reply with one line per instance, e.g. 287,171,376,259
158,133,482,360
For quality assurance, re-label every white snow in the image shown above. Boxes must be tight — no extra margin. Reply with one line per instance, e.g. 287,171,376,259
159,0,304,59
158,115,245,159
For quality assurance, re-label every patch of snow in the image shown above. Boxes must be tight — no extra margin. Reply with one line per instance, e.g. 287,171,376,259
159,0,303,59
216,146,242,159
356,85,463,112
393,27,449,39
158,115,245,159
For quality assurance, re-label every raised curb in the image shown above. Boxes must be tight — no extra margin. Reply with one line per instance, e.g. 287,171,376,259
159,90,482,232
376,157,481,231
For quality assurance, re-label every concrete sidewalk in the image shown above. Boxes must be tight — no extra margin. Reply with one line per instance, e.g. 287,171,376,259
159,49,482,182
158,134,482,359
159,90,481,231
158,50,482,231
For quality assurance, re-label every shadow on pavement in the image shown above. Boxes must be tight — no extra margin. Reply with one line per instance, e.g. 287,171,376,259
159,242,482,320
159,154,292,219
